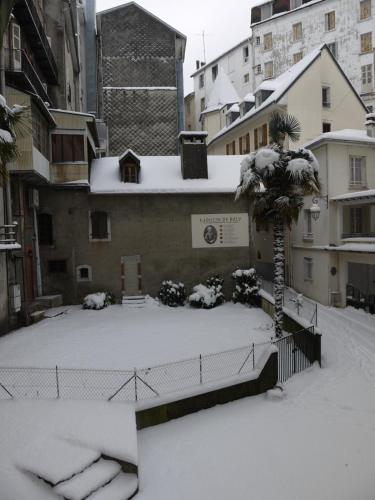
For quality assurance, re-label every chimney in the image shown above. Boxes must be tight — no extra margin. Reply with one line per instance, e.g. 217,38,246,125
365,113,375,137
179,131,208,179
196,60,200,70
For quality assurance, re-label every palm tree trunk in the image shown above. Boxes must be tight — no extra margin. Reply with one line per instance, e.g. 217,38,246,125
273,221,285,338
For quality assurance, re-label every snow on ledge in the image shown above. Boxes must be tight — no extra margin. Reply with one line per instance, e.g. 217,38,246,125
0,243,21,251
331,188,375,201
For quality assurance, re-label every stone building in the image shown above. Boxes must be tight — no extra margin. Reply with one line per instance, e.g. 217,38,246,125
37,137,251,303
250,0,375,111
96,2,186,156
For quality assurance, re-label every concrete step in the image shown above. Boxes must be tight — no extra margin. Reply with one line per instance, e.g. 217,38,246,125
122,295,146,307
36,294,63,309
86,472,138,500
29,310,46,324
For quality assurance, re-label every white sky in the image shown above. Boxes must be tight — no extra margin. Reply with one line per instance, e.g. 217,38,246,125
95,0,259,95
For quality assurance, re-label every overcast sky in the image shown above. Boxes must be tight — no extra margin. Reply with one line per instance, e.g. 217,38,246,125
96,0,259,95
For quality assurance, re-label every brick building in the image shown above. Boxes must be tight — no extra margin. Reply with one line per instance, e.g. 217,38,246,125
96,2,186,156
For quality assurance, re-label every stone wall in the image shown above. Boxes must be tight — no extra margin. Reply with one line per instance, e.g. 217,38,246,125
38,189,251,303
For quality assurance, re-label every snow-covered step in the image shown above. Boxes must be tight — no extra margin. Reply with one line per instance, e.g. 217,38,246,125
54,458,121,500
86,472,138,500
122,295,146,308
29,309,46,324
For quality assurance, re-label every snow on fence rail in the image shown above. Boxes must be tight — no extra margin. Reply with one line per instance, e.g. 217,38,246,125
260,278,318,327
0,342,271,402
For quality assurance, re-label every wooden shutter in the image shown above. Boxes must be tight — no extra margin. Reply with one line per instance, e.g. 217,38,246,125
72,135,85,161
254,129,258,150
52,134,63,162
246,133,250,153
239,137,243,154
262,124,268,146
232,141,236,155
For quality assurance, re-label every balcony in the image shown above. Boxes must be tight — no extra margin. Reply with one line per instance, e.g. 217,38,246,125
0,224,21,251
12,0,58,84
5,49,50,104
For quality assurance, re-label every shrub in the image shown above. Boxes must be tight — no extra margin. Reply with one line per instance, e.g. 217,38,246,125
232,268,260,306
83,292,115,310
189,275,225,309
158,280,186,307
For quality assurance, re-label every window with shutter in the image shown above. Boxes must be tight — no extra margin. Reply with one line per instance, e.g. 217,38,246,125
361,32,372,53
11,23,21,70
254,128,259,150
52,134,85,162
292,22,302,41
264,33,273,51
261,123,268,146
246,133,250,154
360,0,371,20
90,211,110,241
239,137,243,154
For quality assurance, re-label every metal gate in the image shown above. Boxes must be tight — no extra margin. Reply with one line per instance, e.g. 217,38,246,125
273,327,320,382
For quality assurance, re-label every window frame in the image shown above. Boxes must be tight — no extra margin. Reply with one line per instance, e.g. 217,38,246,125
360,0,371,20
199,73,205,89
89,210,111,242
322,86,331,108
349,156,367,187
264,61,274,79
76,265,93,282
212,65,218,81
325,11,336,31
263,32,273,51
51,133,85,163
360,32,372,53
292,22,302,42
303,257,313,281
293,52,303,64
303,210,313,240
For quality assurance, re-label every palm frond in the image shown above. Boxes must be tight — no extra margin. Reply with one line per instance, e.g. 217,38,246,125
269,111,301,145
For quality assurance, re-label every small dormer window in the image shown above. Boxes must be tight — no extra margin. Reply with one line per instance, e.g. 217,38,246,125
119,149,141,184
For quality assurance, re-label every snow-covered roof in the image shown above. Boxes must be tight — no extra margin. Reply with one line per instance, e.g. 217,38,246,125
226,104,240,114
242,93,255,103
202,67,240,115
331,188,375,202
209,45,324,145
327,243,375,253
119,148,140,162
50,109,96,119
304,129,375,149
90,155,245,194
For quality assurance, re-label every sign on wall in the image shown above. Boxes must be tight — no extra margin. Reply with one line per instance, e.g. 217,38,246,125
191,214,249,249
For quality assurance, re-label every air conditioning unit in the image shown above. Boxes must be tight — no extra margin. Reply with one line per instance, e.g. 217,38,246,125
9,284,21,312
29,189,39,209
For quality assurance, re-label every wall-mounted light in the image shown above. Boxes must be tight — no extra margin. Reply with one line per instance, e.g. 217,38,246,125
310,201,321,221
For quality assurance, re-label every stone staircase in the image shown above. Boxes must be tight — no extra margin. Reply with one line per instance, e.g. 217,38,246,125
121,296,146,308
27,294,63,324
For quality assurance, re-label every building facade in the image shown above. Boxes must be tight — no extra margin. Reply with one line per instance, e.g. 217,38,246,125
251,0,375,111
96,2,186,156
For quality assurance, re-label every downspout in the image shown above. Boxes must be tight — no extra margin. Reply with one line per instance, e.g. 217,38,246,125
32,206,43,297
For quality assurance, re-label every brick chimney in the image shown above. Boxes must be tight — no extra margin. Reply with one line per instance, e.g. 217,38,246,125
179,131,208,179
365,113,375,137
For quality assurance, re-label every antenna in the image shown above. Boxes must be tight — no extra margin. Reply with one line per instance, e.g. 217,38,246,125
201,30,206,63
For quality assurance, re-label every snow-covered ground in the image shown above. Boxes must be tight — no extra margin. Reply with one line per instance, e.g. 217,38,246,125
0,303,273,369
136,305,375,500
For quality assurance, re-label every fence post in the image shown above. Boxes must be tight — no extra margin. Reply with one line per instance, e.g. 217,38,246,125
134,368,138,402
199,354,202,384
55,365,60,399
252,343,255,369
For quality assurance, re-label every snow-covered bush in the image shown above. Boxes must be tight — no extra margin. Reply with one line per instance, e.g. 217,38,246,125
158,280,186,307
189,275,225,309
83,292,115,310
232,268,260,306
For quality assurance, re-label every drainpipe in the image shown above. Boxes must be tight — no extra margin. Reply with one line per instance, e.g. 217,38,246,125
32,206,43,297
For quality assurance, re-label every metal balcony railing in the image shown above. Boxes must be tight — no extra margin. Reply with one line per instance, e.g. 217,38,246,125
0,223,19,250
13,0,58,84
4,49,50,104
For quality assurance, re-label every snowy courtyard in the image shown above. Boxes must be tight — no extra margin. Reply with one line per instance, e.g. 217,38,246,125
0,302,273,370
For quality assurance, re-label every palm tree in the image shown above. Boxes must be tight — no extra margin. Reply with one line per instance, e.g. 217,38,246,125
236,111,320,337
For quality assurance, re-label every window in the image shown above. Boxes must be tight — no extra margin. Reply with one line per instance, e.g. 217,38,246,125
264,61,273,79
11,23,21,70
264,32,273,51
76,265,92,282
38,213,53,245
350,157,366,186
327,42,338,59
360,0,371,20
212,65,218,81
226,144,230,155
322,86,331,107
243,73,250,84
199,73,204,89
231,141,236,154
361,32,372,53
304,210,313,239
254,124,268,149
261,2,272,20
292,22,302,41
325,11,335,31
48,260,67,274
350,207,364,234
291,0,302,8
52,134,85,162
304,257,313,281
322,122,331,133
293,52,303,64
361,64,373,90
243,46,249,63
200,97,205,112
90,211,111,241
122,164,139,183
32,105,49,159
255,36,261,46
255,64,262,75
239,137,243,154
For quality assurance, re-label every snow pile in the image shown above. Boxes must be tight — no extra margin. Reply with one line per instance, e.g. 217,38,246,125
255,148,279,173
83,292,114,310
0,129,13,143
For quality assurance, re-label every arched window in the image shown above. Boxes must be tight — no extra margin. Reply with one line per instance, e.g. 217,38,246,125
89,211,110,241
38,213,53,245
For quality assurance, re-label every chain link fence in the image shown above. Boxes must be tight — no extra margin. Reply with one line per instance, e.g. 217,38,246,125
260,278,318,327
0,342,271,402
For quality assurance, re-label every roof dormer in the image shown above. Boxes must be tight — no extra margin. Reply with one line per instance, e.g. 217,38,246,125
119,149,141,183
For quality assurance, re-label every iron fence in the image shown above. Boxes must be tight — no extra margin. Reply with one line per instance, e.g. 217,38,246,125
0,342,270,402
260,278,318,327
